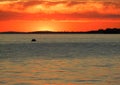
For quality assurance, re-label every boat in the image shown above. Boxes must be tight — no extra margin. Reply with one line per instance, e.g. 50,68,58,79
31,39,36,42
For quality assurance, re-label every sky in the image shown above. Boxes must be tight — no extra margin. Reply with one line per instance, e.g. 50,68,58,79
0,0,120,32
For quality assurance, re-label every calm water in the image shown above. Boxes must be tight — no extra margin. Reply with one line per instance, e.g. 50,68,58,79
0,34,120,85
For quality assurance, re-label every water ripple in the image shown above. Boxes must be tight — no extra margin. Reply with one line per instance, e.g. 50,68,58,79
72,79,102,83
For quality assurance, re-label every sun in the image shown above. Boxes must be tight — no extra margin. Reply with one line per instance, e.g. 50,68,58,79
39,26,55,32
35,21,58,32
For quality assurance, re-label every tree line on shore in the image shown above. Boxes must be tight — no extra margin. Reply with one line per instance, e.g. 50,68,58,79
0,28,120,34
87,28,120,34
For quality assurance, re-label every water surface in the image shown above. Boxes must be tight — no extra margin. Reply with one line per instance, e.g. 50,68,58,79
0,34,120,85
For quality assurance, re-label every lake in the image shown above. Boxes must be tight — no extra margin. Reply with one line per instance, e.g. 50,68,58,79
0,34,120,85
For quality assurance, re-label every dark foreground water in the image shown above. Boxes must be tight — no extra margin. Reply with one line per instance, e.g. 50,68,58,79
0,34,120,85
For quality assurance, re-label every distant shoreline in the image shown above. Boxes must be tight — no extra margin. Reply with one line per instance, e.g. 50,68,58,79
0,28,120,34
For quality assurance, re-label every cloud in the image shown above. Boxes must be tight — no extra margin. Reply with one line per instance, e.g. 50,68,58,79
0,0,120,20
0,0,18,1
0,11,25,20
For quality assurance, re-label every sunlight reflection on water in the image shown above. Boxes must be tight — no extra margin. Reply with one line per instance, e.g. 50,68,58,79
0,57,120,85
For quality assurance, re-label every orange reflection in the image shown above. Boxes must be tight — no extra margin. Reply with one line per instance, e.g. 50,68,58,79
0,57,120,85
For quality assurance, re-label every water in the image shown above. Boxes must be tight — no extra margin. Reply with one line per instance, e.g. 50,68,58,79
0,34,120,85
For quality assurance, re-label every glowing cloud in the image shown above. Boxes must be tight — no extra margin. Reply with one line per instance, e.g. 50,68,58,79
0,0,120,20
0,0,120,32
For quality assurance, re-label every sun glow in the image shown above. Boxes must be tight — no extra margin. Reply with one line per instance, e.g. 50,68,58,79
39,26,55,32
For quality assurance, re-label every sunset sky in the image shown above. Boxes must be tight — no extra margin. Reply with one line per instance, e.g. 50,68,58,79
0,0,120,32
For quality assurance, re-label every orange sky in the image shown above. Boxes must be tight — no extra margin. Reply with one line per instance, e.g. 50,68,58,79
0,0,120,32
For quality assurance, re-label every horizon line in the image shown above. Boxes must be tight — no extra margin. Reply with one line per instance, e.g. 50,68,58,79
0,28,120,33
0,28,120,34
